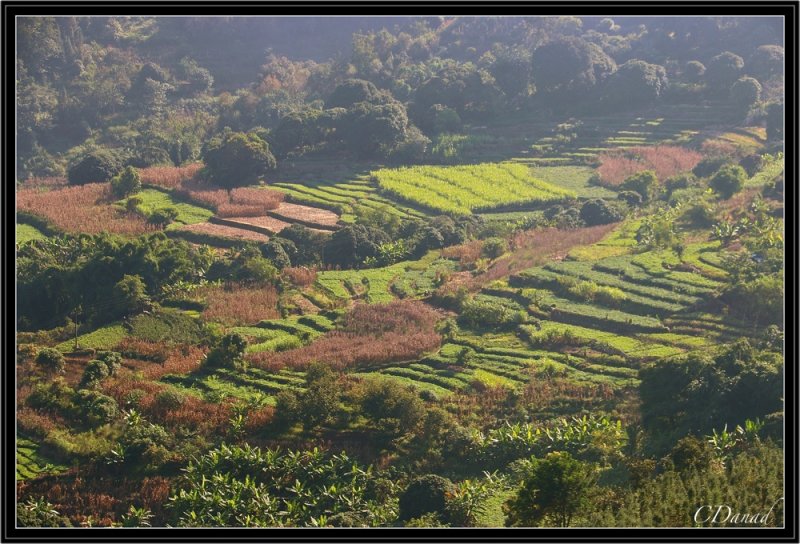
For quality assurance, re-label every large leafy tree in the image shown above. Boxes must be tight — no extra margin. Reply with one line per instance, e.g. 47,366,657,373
203,131,276,188
601,59,668,110
504,451,597,527
67,149,123,185
639,340,783,452
531,37,616,94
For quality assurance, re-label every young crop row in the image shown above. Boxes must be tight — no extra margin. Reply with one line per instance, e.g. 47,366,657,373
371,162,575,215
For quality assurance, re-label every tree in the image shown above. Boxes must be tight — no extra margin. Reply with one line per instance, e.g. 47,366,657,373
705,51,744,90
766,101,783,141
602,60,668,110
110,166,142,198
68,150,123,185
730,77,761,113
326,78,380,109
357,378,425,436
204,332,247,369
110,274,151,319
270,109,328,158
79,359,110,388
417,104,462,135
203,131,276,188
299,362,340,430
35,347,65,375
490,47,533,104
322,224,389,268
580,199,624,226
504,452,597,527
75,388,119,425
531,37,616,94
639,340,783,452
748,45,783,83
709,164,746,199
398,474,453,523
335,100,412,158
621,170,658,202
684,60,706,84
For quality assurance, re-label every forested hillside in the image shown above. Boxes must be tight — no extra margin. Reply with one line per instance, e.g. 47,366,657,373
15,15,784,529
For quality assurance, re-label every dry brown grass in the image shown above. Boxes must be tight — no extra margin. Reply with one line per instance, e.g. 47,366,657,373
139,163,203,189
175,185,284,217
173,222,270,242
17,183,157,236
282,266,317,287
597,146,703,186
248,300,442,371
438,224,618,295
197,283,281,326
442,240,484,268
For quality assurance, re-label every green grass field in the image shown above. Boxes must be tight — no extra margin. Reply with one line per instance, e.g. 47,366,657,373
16,224,48,245
56,323,128,352
372,162,575,215
122,188,214,226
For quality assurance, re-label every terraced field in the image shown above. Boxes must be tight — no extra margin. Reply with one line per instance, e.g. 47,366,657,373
316,250,456,303
271,173,426,223
122,188,214,226
372,162,575,215
16,223,48,245
17,437,67,480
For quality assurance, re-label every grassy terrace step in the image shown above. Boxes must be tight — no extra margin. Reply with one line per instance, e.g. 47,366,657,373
297,314,335,332
541,260,702,306
514,267,688,315
592,257,720,296
354,371,455,397
255,318,324,341
520,322,683,361
380,366,469,390
530,294,669,333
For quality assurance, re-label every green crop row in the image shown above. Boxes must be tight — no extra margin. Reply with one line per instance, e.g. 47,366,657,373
372,162,575,215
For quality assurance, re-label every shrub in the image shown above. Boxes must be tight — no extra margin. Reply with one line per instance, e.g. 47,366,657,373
481,237,508,259
74,389,119,426
684,60,706,83
96,351,123,376
398,474,453,523
147,207,179,227
580,199,624,226
357,378,425,436
35,348,66,375
730,77,762,111
621,170,658,202
203,131,277,188
110,166,142,198
68,150,123,185
80,359,111,388
693,156,729,178
709,165,747,199
617,190,643,207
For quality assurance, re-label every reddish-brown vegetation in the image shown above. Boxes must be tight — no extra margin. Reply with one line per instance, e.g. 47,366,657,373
248,300,442,371
20,177,68,189
18,473,174,527
197,283,281,326
223,215,292,233
596,146,703,186
270,202,340,226
175,185,284,217
283,266,317,287
173,222,270,242
139,163,203,189
438,224,618,295
16,183,157,236
442,239,484,267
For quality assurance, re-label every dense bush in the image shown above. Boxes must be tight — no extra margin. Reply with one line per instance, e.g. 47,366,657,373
110,166,142,198
621,170,658,202
398,474,453,523
579,199,624,226
203,131,276,188
35,347,66,375
709,164,746,198
68,150,123,185
705,51,744,90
